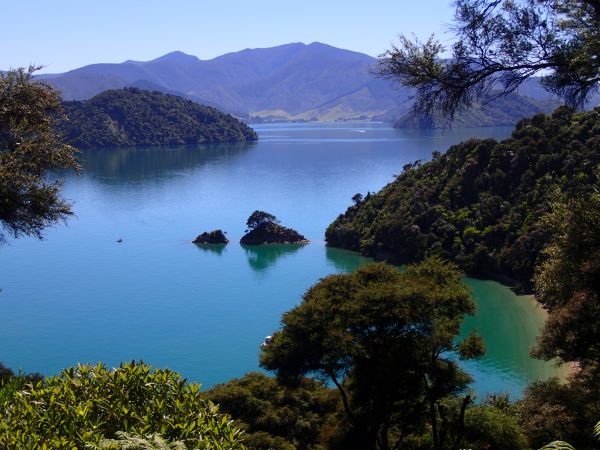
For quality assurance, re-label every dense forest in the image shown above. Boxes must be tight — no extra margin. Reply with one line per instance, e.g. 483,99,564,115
326,106,600,290
58,88,258,148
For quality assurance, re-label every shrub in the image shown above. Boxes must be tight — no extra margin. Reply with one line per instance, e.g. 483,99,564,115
0,361,245,449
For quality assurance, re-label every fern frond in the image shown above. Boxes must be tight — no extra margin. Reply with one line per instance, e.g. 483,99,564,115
539,441,576,450
90,432,188,450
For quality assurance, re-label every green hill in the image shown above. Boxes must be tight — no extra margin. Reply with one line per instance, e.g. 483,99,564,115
326,107,600,290
58,88,257,148
394,93,558,129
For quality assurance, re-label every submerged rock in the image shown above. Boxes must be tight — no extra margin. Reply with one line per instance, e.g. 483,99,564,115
193,229,229,244
240,222,308,245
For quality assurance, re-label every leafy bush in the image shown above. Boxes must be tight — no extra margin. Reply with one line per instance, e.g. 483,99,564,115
205,372,341,450
0,361,245,449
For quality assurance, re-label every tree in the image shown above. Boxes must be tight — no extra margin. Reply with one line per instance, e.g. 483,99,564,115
375,0,600,121
533,187,600,367
245,210,279,231
351,193,363,205
519,373,600,449
0,67,79,243
204,372,341,450
518,178,600,449
260,258,484,450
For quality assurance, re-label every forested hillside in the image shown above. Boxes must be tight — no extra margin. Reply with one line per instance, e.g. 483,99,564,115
326,107,600,290
394,93,558,129
58,88,257,148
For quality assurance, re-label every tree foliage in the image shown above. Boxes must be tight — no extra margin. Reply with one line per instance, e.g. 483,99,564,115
376,0,600,120
0,67,79,243
533,179,600,367
326,107,600,291
0,361,245,449
58,88,258,148
204,372,342,450
458,400,528,449
519,371,600,449
519,168,600,450
260,258,484,450
245,210,279,231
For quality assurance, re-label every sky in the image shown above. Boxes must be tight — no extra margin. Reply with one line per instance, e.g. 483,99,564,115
1,0,456,74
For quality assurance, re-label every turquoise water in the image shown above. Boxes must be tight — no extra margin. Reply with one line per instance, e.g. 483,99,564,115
0,122,560,398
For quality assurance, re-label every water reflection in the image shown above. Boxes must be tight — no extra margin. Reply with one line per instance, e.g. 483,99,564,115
242,244,306,273
325,246,372,273
194,243,228,256
78,142,256,183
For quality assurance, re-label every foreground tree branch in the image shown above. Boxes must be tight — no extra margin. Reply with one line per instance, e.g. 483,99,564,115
0,67,79,243
375,0,600,120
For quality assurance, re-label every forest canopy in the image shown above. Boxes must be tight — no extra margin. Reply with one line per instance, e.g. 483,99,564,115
326,107,600,290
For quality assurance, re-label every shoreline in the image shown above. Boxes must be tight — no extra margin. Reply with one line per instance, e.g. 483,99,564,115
524,294,575,380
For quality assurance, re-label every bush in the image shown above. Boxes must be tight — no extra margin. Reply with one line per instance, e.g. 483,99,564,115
0,361,245,449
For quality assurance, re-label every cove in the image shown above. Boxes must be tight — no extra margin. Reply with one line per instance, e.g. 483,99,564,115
0,122,562,398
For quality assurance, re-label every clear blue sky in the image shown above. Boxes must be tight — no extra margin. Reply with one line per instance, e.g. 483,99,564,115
1,0,456,74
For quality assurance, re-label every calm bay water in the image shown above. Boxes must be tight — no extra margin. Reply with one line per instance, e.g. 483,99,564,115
0,123,560,397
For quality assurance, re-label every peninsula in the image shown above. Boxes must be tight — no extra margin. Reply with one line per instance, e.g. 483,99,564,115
58,88,257,148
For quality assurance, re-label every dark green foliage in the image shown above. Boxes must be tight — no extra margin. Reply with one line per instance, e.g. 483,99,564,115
260,258,484,450
193,229,229,244
241,211,307,244
520,172,600,450
0,363,13,384
461,404,528,450
58,88,257,148
519,370,600,450
0,67,79,243
533,179,600,366
240,222,308,245
326,107,600,291
204,372,342,450
0,361,245,449
246,210,279,231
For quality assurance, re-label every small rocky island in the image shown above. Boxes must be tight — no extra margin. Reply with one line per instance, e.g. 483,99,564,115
193,229,229,244
240,211,308,245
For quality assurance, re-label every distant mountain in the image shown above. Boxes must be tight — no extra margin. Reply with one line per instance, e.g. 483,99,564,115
38,42,581,124
37,43,410,121
394,93,560,129
58,88,258,148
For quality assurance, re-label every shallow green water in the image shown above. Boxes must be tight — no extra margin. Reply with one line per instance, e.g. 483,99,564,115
0,122,561,397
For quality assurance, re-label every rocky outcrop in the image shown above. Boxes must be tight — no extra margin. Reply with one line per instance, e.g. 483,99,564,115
240,222,308,245
193,229,229,244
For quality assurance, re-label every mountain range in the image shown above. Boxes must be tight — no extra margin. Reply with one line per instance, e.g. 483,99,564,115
38,42,592,124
